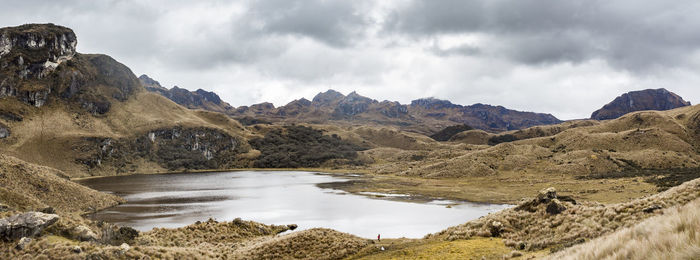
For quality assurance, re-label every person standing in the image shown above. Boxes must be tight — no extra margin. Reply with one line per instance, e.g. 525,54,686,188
377,234,380,241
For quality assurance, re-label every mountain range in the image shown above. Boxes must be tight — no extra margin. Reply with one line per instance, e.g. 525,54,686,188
140,77,691,135
140,75,562,133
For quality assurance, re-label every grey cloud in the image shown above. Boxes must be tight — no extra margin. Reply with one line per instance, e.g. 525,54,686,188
248,0,370,47
385,0,700,72
428,43,481,57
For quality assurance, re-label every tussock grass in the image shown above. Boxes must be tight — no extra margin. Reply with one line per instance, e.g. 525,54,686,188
431,177,700,251
0,154,122,213
136,218,291,248
549,198,700,260
238,228,369,260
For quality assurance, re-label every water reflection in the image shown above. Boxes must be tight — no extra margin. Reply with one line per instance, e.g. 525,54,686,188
79,171,509,238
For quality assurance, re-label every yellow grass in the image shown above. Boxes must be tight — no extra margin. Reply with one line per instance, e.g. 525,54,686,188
548,198,700,260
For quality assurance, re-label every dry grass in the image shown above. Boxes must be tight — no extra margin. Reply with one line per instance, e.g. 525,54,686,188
429,177,700,251
136,218,291,248
0,154,122,213
354,237,535,260
548,198,700,260
0,91,252,177
237,228,369,260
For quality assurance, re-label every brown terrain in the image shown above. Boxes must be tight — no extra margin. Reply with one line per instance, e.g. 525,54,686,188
1,23,699,259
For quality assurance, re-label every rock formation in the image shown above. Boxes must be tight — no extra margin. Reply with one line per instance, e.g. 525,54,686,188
591,88,691,120
0,24,140,114
139,74,234,113
0,212,59,241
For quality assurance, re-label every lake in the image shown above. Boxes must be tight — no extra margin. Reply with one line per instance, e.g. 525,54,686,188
78,171,509,238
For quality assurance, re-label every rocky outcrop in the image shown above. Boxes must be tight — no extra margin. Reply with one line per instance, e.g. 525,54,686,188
333,91,375,118
0,122,9,138
138,74,166,91
591,88,691,120
75,126,246,172
72,225,98,242
0,212,59,241
0,23,77,79
139,74,234,113
411,97,461,110
311,89,345,107
0,24,140,114
15,237,32,250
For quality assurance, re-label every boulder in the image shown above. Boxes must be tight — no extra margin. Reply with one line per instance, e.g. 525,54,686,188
0,212,59,240
0,123,9,139
72,246,82,253
515,187,560,212
488,221,504,237
643,204,663,213
120,243,130,252
537,187,557,203
15,237,31,250
546,199,567,215
73,225,98,241
38,206,55,214
0,203,9,212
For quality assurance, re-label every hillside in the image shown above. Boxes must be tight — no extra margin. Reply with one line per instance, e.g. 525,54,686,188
591,88,690,120
0,24,253,177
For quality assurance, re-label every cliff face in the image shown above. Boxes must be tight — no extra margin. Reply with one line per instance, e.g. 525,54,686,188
0,24,140,114
591,88,691,120
0,23,77,80
139,74,234,113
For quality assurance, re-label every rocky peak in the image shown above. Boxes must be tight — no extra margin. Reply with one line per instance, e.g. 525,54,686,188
334,91,377,117
138,74,166,91
140,74,232,112
410,97,459,110
344,91,374,103
0,24,77,79
591,88,691,120
194,89,222,105
250,102,275,112
311,89,345,106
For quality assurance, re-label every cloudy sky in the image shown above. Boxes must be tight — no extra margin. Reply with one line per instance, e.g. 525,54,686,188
2,0,700,119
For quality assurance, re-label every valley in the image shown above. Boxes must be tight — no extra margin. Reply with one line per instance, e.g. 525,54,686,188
1,23,699,259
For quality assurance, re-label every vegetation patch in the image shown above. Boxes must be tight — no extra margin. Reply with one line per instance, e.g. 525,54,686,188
429,124,473,141
578,167,700,191
250,125,367,168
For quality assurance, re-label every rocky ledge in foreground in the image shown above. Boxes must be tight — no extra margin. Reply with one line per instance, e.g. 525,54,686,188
0,212,59,241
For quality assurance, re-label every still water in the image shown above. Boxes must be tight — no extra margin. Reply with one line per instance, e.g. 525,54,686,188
79,171,509,238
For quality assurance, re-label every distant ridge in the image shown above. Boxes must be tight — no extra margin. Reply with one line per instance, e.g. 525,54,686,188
228,90,562,133
136,75,563,133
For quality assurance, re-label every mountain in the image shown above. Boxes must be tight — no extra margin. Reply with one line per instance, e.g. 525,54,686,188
138,74,234,114
229,90,561,133
591,88,691,120
0,24,251,177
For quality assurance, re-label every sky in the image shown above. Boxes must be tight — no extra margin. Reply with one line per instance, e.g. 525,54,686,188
2,0,700,120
